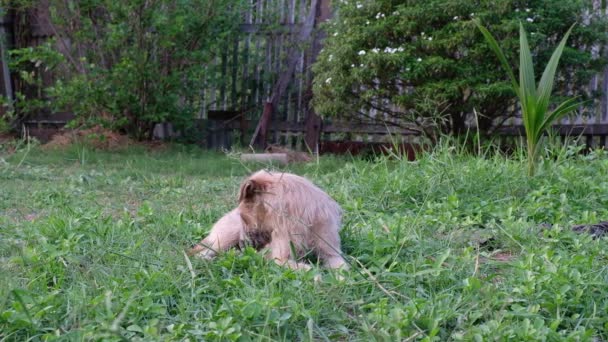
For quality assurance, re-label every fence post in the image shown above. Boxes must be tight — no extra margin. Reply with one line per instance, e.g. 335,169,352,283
0,6,13,115
303,0,330,153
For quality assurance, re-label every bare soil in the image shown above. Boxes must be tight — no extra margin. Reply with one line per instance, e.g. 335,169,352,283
44,125,132,150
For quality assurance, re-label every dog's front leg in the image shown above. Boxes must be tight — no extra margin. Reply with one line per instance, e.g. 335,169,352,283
189,208,243,259
266,236,311,270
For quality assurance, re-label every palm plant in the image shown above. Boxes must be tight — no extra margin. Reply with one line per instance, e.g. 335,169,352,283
475,21,579,176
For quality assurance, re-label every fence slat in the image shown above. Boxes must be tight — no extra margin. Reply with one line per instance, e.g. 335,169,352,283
231,39,239,110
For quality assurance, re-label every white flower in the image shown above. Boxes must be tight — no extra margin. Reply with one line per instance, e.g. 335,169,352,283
351,64,356,67
358,50,366,55
525,8,531,12
428,37,433,41
470,13,475,17
417,58,422,62
329,54,334,61
325,77,332,84
333,32,339,36
526,17,534,22
359,63,364,67
366,20,370,25
421,31,425,36
397,47,404,52
405,67,411,71
375,12,385,19
356,2,363,9
453,16,459,20
515,8,520,12
371,48,379,53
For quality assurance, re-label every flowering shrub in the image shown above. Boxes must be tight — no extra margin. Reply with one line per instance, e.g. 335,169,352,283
312,0,607,137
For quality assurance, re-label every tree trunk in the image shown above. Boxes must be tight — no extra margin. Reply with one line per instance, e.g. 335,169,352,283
251,102,273,148
303,0,331,153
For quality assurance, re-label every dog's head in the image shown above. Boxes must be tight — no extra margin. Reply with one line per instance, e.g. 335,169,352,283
238,177,271,233
238,178,265,203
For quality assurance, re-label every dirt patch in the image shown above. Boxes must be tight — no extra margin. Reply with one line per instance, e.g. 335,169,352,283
572,221,608,239
0,132,15,143
139,140,170,152
44,126,132,150
24,127,61,144
46,133,72,148
489,251,515,262
541,222,608,239
476,251,516,266
0,133,18,155
265,144,313,163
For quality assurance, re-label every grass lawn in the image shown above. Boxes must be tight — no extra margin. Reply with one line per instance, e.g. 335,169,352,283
1,142,608,341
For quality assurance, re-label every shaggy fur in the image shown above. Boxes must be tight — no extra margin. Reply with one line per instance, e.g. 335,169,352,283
190,170,347,270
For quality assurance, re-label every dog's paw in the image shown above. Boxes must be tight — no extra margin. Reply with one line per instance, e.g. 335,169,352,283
194,249,216,260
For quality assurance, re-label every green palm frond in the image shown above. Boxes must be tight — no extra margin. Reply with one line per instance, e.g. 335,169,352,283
474,21,519,95
476,20,579,176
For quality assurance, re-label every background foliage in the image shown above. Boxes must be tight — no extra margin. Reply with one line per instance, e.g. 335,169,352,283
313,0,607,138
3,0,244,139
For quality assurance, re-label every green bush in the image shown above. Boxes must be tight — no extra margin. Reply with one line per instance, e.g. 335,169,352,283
312,0,607,138
0,118,9,134
4,0,244,140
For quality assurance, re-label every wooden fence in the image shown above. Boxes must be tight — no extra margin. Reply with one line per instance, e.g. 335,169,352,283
200,0,328,151
3,0,608,151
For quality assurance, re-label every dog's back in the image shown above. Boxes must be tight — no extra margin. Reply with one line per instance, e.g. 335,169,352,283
245,170,342,228
239,171,343,253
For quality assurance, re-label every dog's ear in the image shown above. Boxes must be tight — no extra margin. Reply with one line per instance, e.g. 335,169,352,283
239,179,264,202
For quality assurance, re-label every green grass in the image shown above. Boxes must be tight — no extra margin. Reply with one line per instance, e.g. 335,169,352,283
1,142,608,341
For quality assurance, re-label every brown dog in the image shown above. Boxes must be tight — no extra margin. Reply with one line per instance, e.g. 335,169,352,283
190,170,347,270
